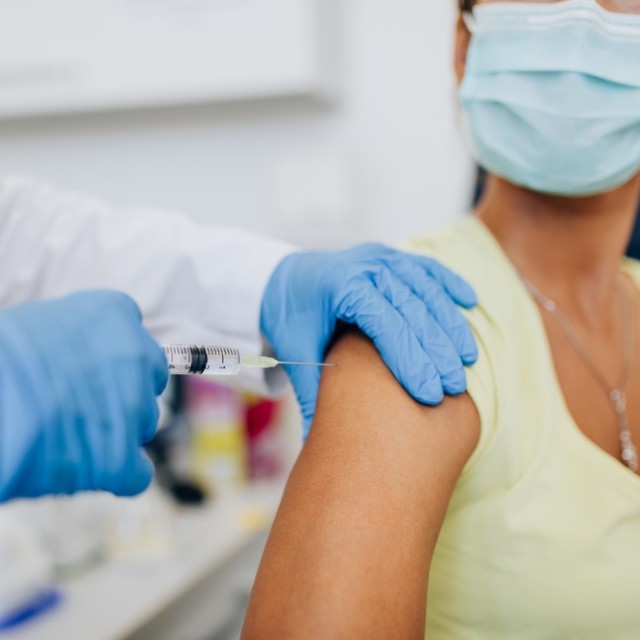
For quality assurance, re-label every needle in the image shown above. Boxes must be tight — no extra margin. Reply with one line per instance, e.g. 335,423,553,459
277,361,337,367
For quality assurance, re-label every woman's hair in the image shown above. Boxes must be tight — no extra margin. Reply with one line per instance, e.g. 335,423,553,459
460,0,475,11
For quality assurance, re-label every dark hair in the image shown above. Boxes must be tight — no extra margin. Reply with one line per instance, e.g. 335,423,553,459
460,0,475,11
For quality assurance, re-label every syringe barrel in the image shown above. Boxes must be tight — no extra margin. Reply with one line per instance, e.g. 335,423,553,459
163,345,241,376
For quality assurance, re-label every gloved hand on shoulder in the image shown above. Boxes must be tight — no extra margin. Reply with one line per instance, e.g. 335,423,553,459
261,244,478,438
0,291,168,501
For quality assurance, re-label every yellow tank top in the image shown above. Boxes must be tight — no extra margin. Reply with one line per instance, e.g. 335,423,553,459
406,217,640,640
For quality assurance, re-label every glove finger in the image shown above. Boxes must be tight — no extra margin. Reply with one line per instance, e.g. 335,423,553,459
139,394,161,445
405,254,478,309
109,290,144,322
285,363,322,442
141,332,170,396
93,346,159,494
123,356,161,448
110,293,168,396
301,416,313,443
340,286,444,405
373,270,468,395
384,259,478,365
47,310,106,494
98,308,165,444
115,450,155,497
93,290,168,396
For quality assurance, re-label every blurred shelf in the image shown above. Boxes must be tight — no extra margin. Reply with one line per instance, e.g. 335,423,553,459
4,479,286,640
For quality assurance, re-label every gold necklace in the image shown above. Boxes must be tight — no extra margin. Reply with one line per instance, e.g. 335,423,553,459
520,274,639,472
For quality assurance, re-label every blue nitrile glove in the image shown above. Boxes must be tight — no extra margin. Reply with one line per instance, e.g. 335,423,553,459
0,291,169,501
261,244,478,438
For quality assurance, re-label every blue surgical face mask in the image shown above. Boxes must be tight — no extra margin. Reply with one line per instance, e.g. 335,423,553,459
460,0,640,197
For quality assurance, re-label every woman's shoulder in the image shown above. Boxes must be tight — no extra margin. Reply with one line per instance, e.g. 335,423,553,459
406,216,513,300
404,215,530,329
405,215,558,480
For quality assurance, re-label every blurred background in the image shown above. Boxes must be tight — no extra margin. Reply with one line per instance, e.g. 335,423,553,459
0,0,474,249
10,1,635,639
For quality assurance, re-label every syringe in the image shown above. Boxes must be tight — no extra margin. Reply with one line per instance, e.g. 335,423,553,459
163,344,335,377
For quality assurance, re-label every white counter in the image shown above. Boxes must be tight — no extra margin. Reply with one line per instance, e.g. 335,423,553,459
4,480,286,640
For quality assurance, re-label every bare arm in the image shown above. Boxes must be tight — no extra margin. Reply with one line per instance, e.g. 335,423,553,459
242,331,480,639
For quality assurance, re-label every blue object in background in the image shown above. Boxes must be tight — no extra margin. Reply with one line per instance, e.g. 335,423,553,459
0,590,61,633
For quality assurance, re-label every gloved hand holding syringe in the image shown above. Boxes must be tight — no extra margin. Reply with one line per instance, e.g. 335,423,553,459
163,344,336,376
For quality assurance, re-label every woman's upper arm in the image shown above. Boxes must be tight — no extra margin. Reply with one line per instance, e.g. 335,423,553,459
242,331,480,640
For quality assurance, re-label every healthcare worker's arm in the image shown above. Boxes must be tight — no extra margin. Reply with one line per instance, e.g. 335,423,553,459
0,175,477,430
0,175,291,394
241,332,480,639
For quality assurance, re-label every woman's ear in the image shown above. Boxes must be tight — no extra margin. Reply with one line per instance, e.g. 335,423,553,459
454,14,472,85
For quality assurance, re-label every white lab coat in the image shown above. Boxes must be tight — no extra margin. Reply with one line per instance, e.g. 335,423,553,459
0,175,293,395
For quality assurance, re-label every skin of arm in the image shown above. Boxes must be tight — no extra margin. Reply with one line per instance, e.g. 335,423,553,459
242,331,480,640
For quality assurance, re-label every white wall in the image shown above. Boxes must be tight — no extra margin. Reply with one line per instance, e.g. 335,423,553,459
0,0,474,248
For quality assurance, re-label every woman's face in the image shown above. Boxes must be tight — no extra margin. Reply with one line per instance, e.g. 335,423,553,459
455,0,640,195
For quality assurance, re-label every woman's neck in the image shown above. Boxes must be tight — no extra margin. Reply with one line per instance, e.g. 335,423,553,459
476,175,640,328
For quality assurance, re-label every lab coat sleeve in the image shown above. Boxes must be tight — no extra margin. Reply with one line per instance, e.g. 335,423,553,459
0,175,294,396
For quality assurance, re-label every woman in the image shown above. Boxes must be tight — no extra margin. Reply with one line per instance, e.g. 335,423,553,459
242,1,640,638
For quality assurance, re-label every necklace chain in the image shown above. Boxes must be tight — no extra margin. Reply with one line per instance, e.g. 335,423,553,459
520,273,639,473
